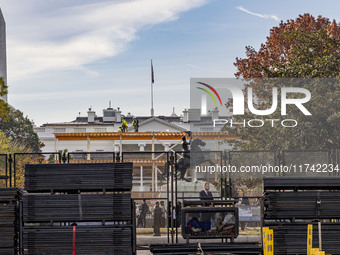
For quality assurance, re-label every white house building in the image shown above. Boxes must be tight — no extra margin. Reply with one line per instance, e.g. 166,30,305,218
34,106,232,192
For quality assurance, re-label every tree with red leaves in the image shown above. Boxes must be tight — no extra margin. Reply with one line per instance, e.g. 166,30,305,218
225,14,340,150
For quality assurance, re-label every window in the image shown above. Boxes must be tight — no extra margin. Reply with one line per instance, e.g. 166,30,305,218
74,128,86,133
200,127,213,132
53,128,66,133
94,128,107,132
35,128,45,133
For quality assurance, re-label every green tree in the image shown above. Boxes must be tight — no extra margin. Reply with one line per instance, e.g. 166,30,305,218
225,14,340,150
0,106,42,152
0,131,44,187
0,76,41,152
0,76,10,119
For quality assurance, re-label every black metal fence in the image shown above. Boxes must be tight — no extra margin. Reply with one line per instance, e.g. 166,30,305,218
1,149,340,247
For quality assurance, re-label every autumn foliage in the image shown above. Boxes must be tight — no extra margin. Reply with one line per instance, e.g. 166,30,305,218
235,14,340,79
225,14,340,150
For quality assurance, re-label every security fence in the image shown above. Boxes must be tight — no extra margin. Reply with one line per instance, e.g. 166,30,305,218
0,149,340,246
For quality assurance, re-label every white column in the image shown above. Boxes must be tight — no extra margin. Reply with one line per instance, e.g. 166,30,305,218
119,133,123,158
138,144,146,190
55,138,59,153
87,134,91,160
164,143,170,152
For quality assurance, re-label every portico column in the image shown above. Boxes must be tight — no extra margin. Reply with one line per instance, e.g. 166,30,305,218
138,143,146,190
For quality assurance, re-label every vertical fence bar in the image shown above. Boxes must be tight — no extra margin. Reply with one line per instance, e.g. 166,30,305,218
167,152,170,244
5,154,8,187
307,224,313,255
170,152,174,243
318,221,322,251
268,228,274,255
9,154,12,187
175,152,178,244
262,227,268,255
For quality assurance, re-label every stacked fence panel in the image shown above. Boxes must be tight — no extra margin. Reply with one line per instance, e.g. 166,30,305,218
23,226,133,255
264,191,340,219
0,188,22,255
264,222,340,254
263,177,340,254
23,163,135,255
24,163,133,192
23,193,132,222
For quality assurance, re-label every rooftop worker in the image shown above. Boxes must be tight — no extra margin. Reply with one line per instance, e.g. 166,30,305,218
132,117,139,132
122,117,128,132
118,126,123,132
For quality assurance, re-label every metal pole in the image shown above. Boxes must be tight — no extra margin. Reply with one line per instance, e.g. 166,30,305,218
318,221,322,251
175,152,178,243
5,154,8,187
13,154,16,187
151,59,154,117
221,151,225,199
170,152,174,243
167,152,170,244
8,154,12,187
228,151,232,200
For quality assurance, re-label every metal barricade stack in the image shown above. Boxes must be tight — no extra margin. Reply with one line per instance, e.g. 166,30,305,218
263,177,340,254
23,163,135,255
0,188,23,255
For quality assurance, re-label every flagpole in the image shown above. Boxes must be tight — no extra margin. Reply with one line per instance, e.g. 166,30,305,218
151,59,154,117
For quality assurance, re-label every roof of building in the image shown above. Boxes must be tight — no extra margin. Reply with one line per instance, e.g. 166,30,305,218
127,116,187,132
40,114,182,127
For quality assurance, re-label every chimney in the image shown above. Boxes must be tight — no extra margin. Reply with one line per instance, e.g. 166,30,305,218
87,107,95,123
103,108,115,122
116,107,122,123
211,107,219,120
183,109,189,123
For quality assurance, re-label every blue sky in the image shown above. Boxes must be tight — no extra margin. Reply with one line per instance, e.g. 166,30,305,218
0,0,339,125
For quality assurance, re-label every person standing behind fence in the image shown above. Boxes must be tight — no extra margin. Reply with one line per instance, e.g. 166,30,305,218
199,182,214,223
137,199,149,228
153,202,162,236
175,201,182,228
199,182,214,202
236,188,249,231
160,201,166,227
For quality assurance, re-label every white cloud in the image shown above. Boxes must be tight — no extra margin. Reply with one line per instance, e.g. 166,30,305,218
236,6,280,22
186,64,229,75
1,0,208,80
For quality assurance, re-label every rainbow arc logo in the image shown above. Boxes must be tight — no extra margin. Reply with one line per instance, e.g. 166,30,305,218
196,82,222,107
